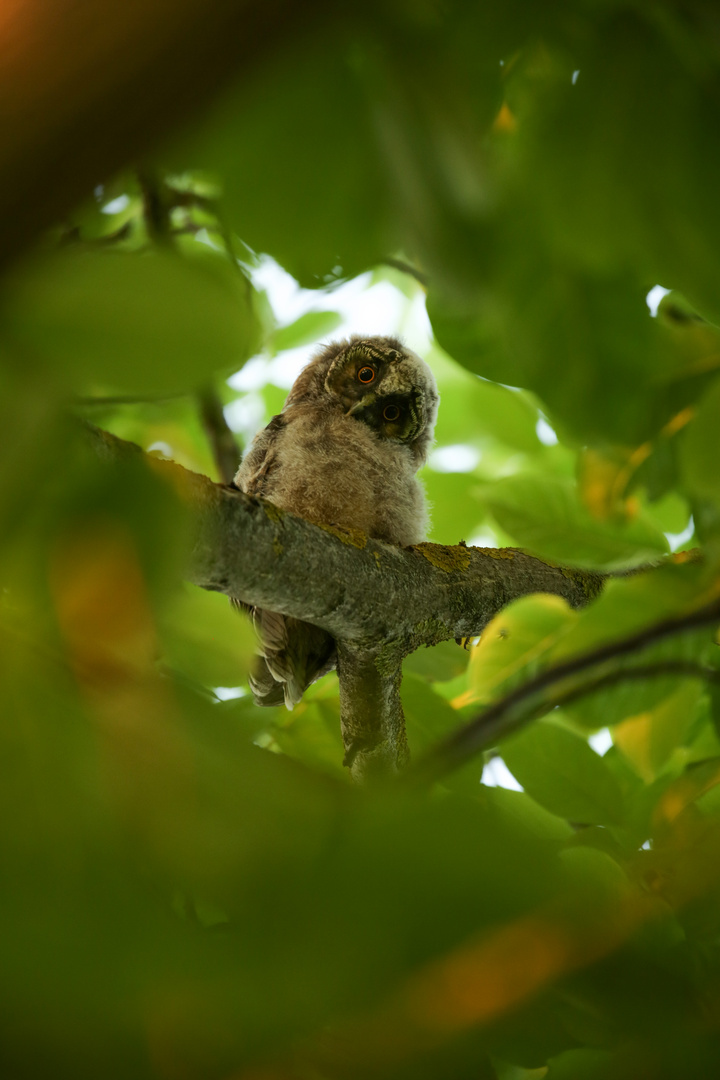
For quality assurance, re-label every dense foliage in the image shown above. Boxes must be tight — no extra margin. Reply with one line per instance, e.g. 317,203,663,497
3,1,720,1076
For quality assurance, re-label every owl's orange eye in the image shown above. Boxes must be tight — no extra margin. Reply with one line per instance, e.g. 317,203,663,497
383,404,400,421
357,367,375,384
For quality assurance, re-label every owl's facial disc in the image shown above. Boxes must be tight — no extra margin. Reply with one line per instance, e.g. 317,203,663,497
346,390,377,416
352,390,425,443
324,342,397,406
322,339,435,447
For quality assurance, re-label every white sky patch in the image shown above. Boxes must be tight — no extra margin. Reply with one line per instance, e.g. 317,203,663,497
571,70,580,85
333,280,408,339
483,757,524,791
646,284,671,316
536,417,558,445
229,355,272,392
665,515,695,552
252,256,314,324
268,346,318,389
213,687,247,701
248,256,431,386
429,444,481,473
407,289,433,346
147,441,173,457
224,393,266,438
466,530,500,548
588,727,613,755
101,194,130,215
195,227,224,252
225,256,436,434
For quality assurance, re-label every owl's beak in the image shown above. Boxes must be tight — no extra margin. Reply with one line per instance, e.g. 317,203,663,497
346,392,377,416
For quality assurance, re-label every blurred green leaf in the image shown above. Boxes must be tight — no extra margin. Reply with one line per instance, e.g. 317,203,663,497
428,265,673,447
269,310,343,354
182,39,391,284
1,249,261,394
271,697,348,779
159,584,256,688
422,470,488,545
546,1050,614,1080
403,639,470,683
483,474,668,569
482,786,573,843
430,346,542,453
611,680,703,782
550,563,714,664
679,376,720,503
402,672,464,755
501,719,625,825
468,594,577,706
515,12,720,326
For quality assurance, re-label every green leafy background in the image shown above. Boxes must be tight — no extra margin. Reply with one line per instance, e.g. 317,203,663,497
3,2,720,1078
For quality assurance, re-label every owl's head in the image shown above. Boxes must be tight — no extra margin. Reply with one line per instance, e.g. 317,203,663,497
287,336,439,465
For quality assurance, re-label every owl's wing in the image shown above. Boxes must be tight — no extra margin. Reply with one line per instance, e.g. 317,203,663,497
232,413,336,708
233,413,286,496
234,604,336,709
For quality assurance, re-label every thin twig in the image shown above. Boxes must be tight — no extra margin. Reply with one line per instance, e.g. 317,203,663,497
59,221,133,247
410,603,720,782
75,390,189,407
164,188,214,212
196,385,242,484
381,258,428,287
137,168,172,245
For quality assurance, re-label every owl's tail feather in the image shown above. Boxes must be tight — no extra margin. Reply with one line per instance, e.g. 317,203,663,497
243,607,336,710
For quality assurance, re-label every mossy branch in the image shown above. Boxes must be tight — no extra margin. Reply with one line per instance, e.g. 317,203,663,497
84,422,608,778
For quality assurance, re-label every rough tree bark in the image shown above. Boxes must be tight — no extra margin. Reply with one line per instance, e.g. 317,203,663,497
87,423,605,781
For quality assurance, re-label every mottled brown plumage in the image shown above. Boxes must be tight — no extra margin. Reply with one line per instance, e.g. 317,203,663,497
234,335,439,708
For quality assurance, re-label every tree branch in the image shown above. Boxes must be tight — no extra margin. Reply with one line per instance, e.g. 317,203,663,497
410,609,720,785
83,422,609,777
337,642,410,780
196,386,242,485
91,428,602,642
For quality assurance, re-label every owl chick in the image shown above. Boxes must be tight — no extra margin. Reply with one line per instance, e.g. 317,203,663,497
234,335,439,708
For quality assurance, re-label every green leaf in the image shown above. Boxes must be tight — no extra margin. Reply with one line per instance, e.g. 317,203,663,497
515,15,720,327
572,662,712,750
679,375,720,502
1,249,262,394
482,785,573,842
429,345,541,453
611,680,704,781
402,672,464,755
546,1049,614,1080
468,594,577,706
422,470,489,546
550,562,714,664
182,41,391,284
546,564,715,729
403,639,470,683
428,264,673,447
501,719,625,825
158,584,256,689
483,474,668,569
270,697,347,779
269,310,343,354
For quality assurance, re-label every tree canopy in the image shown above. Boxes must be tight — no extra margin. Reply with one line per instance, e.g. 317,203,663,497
3,1,720,1077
